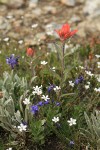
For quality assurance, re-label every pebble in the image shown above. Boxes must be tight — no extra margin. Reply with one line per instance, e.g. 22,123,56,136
43,6,57,14
61,0,76,6
83,0,100,15
0,16,11,30
29,0,39,8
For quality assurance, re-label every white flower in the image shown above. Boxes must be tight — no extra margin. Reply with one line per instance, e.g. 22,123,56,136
18,40,23,44
67,118,76,126
85,85,89,89
41,61,48,65
97,77,100,82
41,119,46,125
85,71,94,77
0,51,1,54
87,82,90,85
18,123,27,132
3,37,9,42
6,148,12,150
6,15,13,19
46,31,54,36
54,86,61,91
79,66,84,69
97,62,100,68
52,116,59,123
31,24,38,28
95,54,100,58
69,81,74,87
23,98,30,105
51,67,56,72
94,87,100,92
41,95,50,101
32,85,42,95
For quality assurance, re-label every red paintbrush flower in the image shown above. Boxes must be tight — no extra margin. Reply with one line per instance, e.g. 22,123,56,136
55,23,78,41
26,47,35,57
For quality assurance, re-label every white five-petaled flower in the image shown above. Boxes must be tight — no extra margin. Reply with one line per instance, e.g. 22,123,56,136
87,82,90,85
94,87,100,92
54,86,61,91
97,62,100,68
18,40,23,44
52,116,59,123
79,65,85,69
69,81,74,87
95,54,100,58
23,98,30,105
41,95,50,101
18,123,27,132
85,71,94,77
32,85,42,95
3,37,9,42
85,85,90,89
41,61,48,65
31,24,38,28
6,15,13,19
6,148,12,150
51,67,56,72
67,118,76,126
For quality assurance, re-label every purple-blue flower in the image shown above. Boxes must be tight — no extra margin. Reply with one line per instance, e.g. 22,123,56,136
55,102,60,106
6,54,19,69
47,84,55,93
75,75,84,84
22,121,27,125
38,101,44,106
31,105,38,114
44,100,49,105
69,141,75,147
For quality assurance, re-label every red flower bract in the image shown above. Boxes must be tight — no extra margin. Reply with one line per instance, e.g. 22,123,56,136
55,23,78,41
26,47,35,57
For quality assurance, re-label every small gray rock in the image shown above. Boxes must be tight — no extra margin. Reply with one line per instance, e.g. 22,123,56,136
61,0,76,6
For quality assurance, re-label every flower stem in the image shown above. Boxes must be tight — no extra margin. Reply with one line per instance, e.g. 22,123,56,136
62,42,65,76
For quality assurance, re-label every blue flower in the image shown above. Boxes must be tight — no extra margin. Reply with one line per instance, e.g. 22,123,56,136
6,54,19,69
31,105,38,114
38,101,44,106
22,121,27,125
69,141,75,147
75,75,84,84
55,102,60,106
44,100,49,105
47,84,55,93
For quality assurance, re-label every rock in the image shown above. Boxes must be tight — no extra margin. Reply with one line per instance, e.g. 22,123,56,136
29,0,39,8
43,6,57,14
83,0,100,15
61,0,76,6
35,32,46,41
76,0,84,4
69,15,81,23
25,32,46,46
7,0,24,9
77,16,100,37
8,32,20,39
0,16,11,30
45,22,62,38
32,8,42,16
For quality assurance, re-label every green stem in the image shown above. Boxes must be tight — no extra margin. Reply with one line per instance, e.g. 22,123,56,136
62,42,65,75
